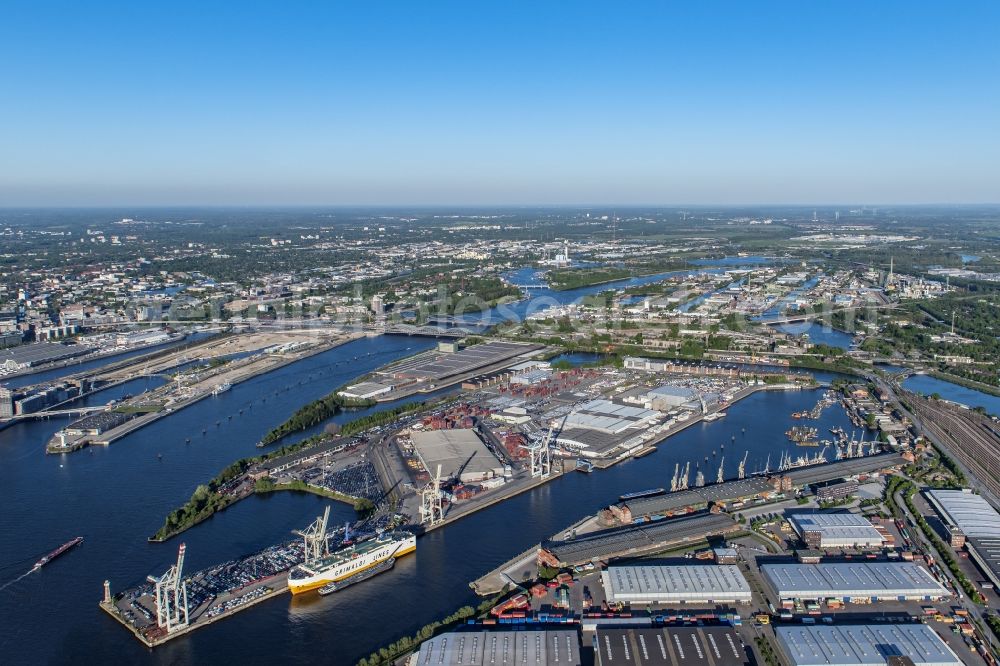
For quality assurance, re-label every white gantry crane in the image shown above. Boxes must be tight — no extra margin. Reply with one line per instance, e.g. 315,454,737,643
297,505,331,564
716,456,725,484
150,542,190,633
737,451,749,480
527,418,562,479
529,428,553,479
419,464,445,526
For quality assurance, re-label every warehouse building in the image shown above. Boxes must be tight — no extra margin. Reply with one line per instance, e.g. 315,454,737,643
409,429,505,483
539,513,739,568
775,624,961,666
383,341,543,382
602,564,752,605
925,489,1000,538
784,454,907,487
595,626,748,666
417,630,581,666
645,385,699,411
787,512,886,549
925,489,1000,589
761,562,949,603
336,381,394,400
555,399,663,459
562,399,662,435
814,479,859,502
0,342,89,370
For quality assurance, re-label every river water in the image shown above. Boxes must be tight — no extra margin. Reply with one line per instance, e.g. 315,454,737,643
0,263,973,664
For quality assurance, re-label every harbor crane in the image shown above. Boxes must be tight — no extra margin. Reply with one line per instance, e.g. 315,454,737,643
737,451,749,480
677,462,691,491
670,463,680,492
716,456,725,484
527,417,563,479
149,542,190,633
297,506,331,564
419,464,445,526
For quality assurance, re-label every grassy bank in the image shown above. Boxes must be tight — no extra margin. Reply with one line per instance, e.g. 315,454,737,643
151,398,448,541
255,478,375,514
356,593,506,666
259,388,377,446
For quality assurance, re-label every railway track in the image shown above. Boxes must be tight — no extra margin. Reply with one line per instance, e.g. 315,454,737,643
909,394,1000,500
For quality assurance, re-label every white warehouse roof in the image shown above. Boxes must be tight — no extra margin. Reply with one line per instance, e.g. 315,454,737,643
775,624,961,666
564,399,660,434
926,489,1000,537
761,563,948,599
417,630,580,666
601,565,752,604
788,513,886,546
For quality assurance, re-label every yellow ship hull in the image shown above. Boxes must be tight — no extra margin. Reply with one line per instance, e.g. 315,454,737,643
287,542,415,595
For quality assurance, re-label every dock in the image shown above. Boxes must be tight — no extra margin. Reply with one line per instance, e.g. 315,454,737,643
100,575,289,648
47,334,361,454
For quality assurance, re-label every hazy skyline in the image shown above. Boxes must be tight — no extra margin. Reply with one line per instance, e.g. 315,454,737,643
2,1,998,206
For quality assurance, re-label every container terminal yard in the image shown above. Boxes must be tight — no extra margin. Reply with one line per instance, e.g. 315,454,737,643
83,337,1000,664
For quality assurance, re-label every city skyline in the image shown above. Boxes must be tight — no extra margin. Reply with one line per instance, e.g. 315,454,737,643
2,1,999,206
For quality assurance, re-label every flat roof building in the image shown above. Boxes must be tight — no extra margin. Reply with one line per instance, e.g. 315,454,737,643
925,489,1000,537
337,381,393,400
595,626,748,666
775,624,961,666
540,513,739,567
787,512,886,549
417,630,581,666
601,564,752,605
409,429,504,483
761,562,949,602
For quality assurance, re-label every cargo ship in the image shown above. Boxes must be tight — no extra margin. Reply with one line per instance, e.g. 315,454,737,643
34,537,83,570
317,557,396,595
287,531,415,594
212,382,232,396
619,487,665,502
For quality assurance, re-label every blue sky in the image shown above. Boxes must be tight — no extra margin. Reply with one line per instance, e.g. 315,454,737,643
1,1,998,206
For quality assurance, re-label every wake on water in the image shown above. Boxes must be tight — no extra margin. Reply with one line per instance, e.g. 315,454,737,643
0,567,36,593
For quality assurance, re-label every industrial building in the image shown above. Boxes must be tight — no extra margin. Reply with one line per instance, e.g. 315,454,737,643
409,429,505,483
926,489,1000,589
595,626,748,666
774,624,962,666
416,630,581,666
966,536,1000,589
382,341,542,382
925,489,1000,538
645,385,699,410
0,342,89,371
554,399,663,459
610,478,777,524
814,479,859,502
761,562,949,603
563,399,662,435
336,381,394,400
539,513,739,567
787,512,886,549
601,564,752,605
783,454,906,487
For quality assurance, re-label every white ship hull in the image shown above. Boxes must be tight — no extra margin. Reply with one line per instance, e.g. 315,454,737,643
287,533,416,594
